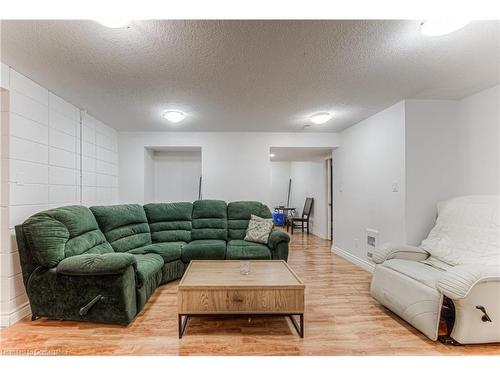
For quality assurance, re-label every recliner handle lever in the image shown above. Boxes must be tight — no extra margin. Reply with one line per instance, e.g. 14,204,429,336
476,305,492,322
79,294,104,316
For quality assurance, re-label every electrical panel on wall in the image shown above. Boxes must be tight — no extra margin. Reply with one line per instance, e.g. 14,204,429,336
366,228,379,261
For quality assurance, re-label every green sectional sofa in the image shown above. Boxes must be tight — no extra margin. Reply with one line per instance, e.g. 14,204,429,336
15,200,290,325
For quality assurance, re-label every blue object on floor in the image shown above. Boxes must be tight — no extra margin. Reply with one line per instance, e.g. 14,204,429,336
273,212,285,226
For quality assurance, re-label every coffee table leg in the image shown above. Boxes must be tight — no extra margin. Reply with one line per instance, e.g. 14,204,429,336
289,314,304,338
178,315,189,338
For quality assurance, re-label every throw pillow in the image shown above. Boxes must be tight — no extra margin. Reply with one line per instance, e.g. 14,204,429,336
244,214,274,244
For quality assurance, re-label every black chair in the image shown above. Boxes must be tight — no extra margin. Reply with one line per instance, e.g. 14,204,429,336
287,198,313,234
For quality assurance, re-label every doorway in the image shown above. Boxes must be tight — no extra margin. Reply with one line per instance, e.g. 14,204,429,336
269,147,334,240
327,157,333,241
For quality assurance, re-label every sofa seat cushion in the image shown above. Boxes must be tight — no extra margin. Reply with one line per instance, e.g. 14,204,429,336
133,254,164,288
383,259,445,289
129,242,184,263
226,240,271,260
181,240,226,262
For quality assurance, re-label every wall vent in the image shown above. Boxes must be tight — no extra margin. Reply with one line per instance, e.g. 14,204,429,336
366,228,379,260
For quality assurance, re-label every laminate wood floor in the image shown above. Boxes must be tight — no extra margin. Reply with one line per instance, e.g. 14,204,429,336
1,232,499,355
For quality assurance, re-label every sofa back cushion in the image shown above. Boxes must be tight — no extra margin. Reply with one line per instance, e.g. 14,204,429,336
421,195,500,266
227,201,273,240
90,204,152,252
22,205,113,268
143,202,193,243
191,200,228,241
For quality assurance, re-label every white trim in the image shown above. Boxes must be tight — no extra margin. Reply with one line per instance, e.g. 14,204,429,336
331,245,375,273
0,301,31,327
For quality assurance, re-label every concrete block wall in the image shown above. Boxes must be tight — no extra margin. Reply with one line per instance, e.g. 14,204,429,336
0,63,118,326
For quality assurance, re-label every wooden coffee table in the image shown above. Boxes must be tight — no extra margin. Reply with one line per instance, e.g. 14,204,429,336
177,260,305,338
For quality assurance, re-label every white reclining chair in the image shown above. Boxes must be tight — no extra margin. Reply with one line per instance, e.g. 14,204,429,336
370,195,500,344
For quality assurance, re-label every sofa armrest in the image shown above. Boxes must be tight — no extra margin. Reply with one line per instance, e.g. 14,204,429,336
437,264,500,300
372,243,429,264
268,229,290,250
56,253,137,276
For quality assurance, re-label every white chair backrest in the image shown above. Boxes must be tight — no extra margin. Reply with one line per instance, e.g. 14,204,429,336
421,195,500,266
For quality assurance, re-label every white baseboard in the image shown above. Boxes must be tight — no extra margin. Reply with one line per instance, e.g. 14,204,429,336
331,245,375,273
0,302,31,327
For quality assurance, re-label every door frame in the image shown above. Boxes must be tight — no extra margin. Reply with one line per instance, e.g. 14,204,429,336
326,157,333,241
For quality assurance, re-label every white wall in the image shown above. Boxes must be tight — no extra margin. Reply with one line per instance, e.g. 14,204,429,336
0,63,119,326
119,132,340,206
333,102,407,260
404,91,499,245
456,85,499,195
405,100,460,245
143,148,155,203
152,150,201,202
270,161,291,208
333,86,500,265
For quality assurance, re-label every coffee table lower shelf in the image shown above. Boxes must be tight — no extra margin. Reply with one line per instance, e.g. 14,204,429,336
178,313,304,338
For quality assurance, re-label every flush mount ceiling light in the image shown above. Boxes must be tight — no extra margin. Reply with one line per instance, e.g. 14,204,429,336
269,153,276,158
162,110,186,123
420,20,471,36
310,112,333,125
95,19,132,28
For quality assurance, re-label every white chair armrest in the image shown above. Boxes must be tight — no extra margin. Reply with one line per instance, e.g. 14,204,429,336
437,265,500,300
372,243,429,264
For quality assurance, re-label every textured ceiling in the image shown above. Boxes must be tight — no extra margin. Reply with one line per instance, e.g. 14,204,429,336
1,20,498,132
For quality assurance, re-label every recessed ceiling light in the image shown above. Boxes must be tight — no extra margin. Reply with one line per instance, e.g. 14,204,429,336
269,153,276,158
95,19,132,28
420,20,471,36
162,111,186,123
310,112,333,125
